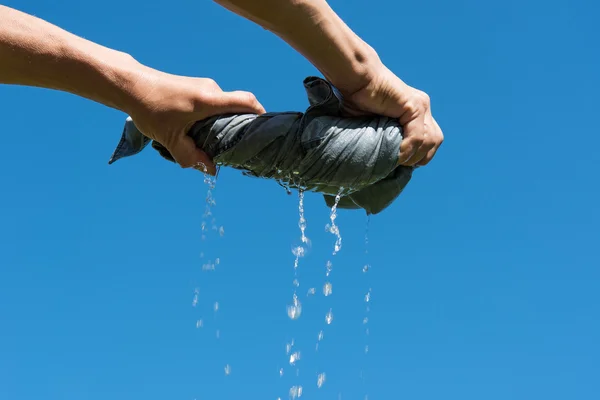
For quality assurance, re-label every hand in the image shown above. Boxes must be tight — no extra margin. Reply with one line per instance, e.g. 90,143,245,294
126,68,265,175
340,63,444,167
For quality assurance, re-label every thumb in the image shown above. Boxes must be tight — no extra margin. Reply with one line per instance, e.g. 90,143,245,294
168,134,217,175
208,90,266,115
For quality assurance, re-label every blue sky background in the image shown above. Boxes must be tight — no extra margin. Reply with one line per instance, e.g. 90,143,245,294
1,0,599,399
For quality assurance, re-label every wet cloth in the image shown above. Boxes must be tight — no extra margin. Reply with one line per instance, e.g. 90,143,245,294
108,76,413,214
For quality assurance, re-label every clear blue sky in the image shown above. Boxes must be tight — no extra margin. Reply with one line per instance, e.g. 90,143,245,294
1,0,599,399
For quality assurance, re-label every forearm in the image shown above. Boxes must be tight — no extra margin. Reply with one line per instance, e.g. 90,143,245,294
214,0,381,95
0,5,142,113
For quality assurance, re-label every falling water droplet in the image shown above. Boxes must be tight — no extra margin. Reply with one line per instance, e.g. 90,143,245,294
280,368,284,377
192,288,199,307
224,364,231,375
323,282,332,296
325,309,334,325
289,351,301,366
287,294,302,320
214,302,219,312
317,373,326,388
219,226,225,236
289,386,303,399
307,288,316,296
196,319,203,328
363,264,370,273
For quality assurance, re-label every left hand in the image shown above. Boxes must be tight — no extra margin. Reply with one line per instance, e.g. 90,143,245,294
126,67,266,175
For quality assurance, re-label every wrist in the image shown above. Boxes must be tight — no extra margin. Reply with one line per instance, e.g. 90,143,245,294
68,44,149,115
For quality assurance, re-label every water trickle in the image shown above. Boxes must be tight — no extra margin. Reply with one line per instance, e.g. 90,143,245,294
362,215,372,399
313,189,344,383
325,188,344,256
287,189,309,321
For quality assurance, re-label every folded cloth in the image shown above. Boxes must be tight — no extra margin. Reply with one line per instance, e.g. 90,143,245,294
108,76,413,215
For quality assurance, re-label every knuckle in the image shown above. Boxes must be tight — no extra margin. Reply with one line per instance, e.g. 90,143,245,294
202,78,219,90
405,90,430,115
242,91,258,106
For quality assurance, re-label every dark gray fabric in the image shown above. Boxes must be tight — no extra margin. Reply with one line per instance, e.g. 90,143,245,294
108,76,413,214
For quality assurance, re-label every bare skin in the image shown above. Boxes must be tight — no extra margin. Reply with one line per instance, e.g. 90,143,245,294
214,0,444,166
1,1,442,175
0,5,265,175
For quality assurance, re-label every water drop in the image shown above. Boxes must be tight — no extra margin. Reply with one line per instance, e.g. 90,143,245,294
323,282,332,296
289,351,301,366
291,246,305,258
365,290,371,303
289,386,303,399
325,309,333,325
307,288,316,296
224,364,231,375
196,319,203,328
192,288,199,307
317,373,326,388
219,226,225,236
287,294,302,320
362,264,370,273
214,302,219,312
325,260,333,277
280,368,284,377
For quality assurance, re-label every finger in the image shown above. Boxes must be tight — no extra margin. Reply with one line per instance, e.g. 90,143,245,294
207,90,266,115
398,116,425,165
417,118,444,166
168,134,217,175
406,115,436,166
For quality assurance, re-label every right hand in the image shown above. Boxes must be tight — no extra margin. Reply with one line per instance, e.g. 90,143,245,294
339,63,444,167
126,68,265,175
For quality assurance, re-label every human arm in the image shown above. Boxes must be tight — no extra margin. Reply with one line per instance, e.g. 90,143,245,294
214,0,443,166
0,5,265,174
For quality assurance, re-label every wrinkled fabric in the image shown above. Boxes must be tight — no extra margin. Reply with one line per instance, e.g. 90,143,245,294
108,76,413,214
